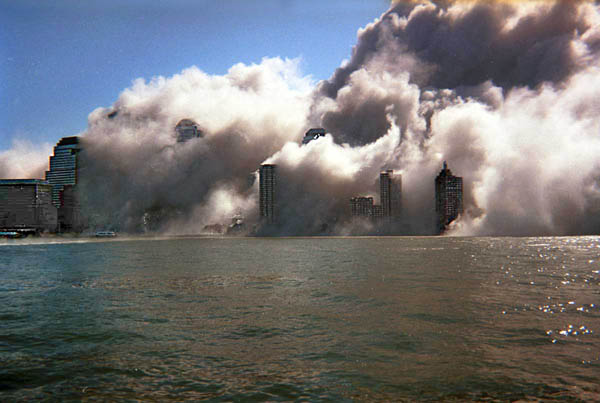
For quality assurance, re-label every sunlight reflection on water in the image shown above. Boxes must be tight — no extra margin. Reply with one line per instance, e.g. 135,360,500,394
1,236,599,400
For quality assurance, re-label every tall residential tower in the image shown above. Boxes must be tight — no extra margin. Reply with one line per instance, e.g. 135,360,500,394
435,161,463,233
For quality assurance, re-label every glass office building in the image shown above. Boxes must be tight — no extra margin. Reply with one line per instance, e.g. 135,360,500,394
45,136,81,208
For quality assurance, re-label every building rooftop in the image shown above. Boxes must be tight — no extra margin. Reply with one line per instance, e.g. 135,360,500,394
175,119,198,128
56,136,80,146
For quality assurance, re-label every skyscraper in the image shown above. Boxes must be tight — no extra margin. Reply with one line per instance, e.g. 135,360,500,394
175,119,202,143
435,161,463,233
45,136,81,208
380,170,402,219
259,164,276,223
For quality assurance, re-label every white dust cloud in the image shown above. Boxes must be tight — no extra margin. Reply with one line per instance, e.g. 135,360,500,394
10,0,600,236
0,139,53,180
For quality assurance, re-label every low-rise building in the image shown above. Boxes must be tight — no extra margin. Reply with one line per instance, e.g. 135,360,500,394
0,179,57,233
350,196,374,217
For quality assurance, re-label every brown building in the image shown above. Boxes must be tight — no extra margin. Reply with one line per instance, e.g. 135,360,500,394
0,179,57,233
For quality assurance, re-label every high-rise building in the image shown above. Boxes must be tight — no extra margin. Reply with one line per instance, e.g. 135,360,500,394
380,170,402,219
45,136,81,208
175,119,203,143
0,179,57,233
435,161,463,233
350,197,374,217
302,128,325,144
259,164,277,223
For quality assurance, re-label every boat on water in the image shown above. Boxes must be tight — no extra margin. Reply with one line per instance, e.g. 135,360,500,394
0,231,23,239
95,231,117,238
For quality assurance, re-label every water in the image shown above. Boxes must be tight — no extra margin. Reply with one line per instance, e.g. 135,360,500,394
1,236,599,401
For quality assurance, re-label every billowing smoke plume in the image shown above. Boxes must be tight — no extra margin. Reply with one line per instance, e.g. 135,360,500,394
79,58,313,233
66,1,600,235
0,139,52,179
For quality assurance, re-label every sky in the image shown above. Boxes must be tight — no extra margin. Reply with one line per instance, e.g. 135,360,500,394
0,0,389,151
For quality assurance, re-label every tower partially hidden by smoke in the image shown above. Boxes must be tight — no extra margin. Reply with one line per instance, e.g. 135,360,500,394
259,164,276,223
175,119,203,143
45,136,81,208
435,162,463,234
380,170,402,220
302,128,325,145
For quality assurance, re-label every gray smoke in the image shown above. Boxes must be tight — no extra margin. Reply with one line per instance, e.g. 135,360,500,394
315,0,600,146
78,59,314,233
7,0,600,236
321,0,598,98
307,0,600,236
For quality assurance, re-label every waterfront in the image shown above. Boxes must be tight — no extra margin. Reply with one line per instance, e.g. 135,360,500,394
1,236,599,401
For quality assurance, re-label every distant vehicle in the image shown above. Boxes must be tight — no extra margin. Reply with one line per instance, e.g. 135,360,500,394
95,231,117,238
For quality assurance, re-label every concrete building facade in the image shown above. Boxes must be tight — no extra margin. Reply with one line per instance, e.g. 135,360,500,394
435,161,463,233
0,179,57,233
259,164,277,223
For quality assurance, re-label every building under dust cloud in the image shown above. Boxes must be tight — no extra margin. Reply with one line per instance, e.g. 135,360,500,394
3,0,600,236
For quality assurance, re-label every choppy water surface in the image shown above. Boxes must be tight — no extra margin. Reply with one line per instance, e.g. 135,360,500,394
1,236,599,401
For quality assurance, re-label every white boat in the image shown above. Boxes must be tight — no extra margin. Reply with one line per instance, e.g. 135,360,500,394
95,231,116,238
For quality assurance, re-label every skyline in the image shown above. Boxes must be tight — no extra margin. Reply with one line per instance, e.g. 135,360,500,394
2,0,600,237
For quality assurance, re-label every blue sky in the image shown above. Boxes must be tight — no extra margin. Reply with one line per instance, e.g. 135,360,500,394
0,0,389,150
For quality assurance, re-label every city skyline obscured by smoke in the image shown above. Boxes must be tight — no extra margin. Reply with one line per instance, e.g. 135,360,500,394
3,0,600,236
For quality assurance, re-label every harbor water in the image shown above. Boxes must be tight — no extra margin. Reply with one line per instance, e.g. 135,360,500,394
1,236,599,401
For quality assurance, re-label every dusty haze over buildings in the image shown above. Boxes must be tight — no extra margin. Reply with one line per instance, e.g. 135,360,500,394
3,0,600,236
